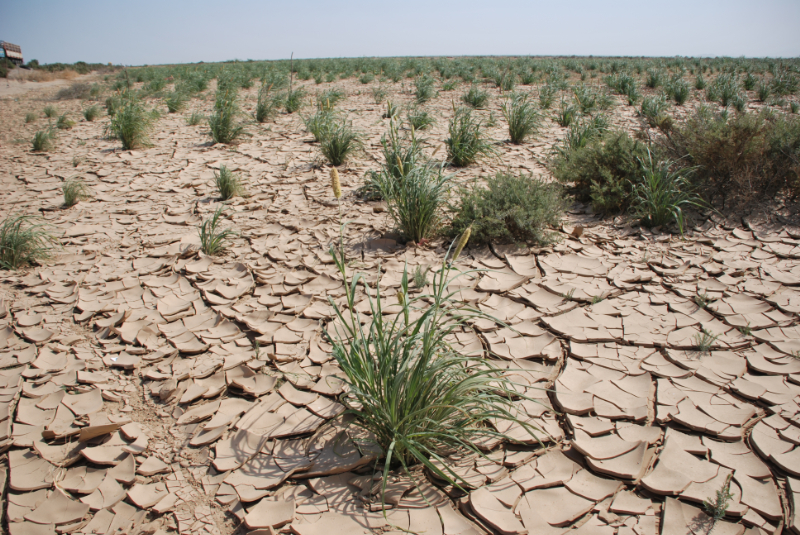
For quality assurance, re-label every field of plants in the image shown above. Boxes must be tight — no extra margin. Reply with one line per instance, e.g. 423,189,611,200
1,55,800,535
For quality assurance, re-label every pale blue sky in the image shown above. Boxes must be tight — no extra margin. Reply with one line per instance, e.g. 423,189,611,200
2,0,799,65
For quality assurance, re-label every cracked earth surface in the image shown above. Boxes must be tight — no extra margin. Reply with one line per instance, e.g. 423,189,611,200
1,76,800,535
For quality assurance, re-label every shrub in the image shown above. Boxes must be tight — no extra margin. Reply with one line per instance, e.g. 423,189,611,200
646,68,665,88
554,99,577,127
414,75,436,104
284,87,306,113
255,83,279,122
324,242,535,495
538,85,556,109
0,215,56,270
666,78,691,105
640,94,671,128
55,82,92,100
62,178,92,207
320,121,362,166
445,107,496,167
743,73,758,91
501,93,540,144
32,129,56,152
82,105,101,122
359,72,374,85
165,92,188,113
198,207,236,256
373,160,451,243
316,88,344,110
406,106,436,130
43,105,58,118
442,79,458,91
661,107,800,204
25,112,37,124
303,109,336,141
552,130,647,214
187,112,204,126
213,165,247,200
695,74,707,90
450,172,565,245
56,114,76,129
462,85,489,109
371,86,388,105
630,151,704,234
108,94,156,149
757,82,771,102
208,89,245,144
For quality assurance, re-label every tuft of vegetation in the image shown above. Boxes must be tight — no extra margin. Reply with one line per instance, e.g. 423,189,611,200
450,172,565,244
187,112,204,126
666,77,691,105
324,241,537,497
383,100,399,119
704,474,734,530
371,86,388,104
554,99,578,127
640,94,672,128
165,92,188,113
283,87,306,113
82,105,101,122
62,178,92,207
412,265,429,287
208,89,245,144
213,165,247,201
694,328,720,354
107,93,157,150
56,113,76,130
255,83,279,123
445,107,496,167
32,129,56,152
538,85,556,109
630,151,704,234
198,207,236,256
25,112,38,124
317,88,345,110
414,75,436,104
43,105,58,118
406,106,436,130
661,107,800,204
320,120,363,166
303,109,336,142
373,159,451,243
462,85,489,109
55,82,92,100
0,215,56,270
552,131,647,214
502,93,540,144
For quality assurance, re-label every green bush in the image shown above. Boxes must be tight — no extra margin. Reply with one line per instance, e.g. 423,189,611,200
107,94,156,149
199,207,236,256
462,85,489,109
552,131,647,214
62,179,92,207
82,105,101,122
56,114,76,130
43,105,58,118
414,75,436,104
502,93,540,144
406,106,436,130
0,215,56,270
450,172,566,244
214,165,247,200
165,92,188,113
32,129,56,152
208,89,245,144
25,112,37,124
324,244,535,495
283,87,306,113
445,107,495,167
319,121,362,166
661,107,800,203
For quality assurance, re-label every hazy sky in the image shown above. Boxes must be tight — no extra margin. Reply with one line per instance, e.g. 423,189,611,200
2,0,799,65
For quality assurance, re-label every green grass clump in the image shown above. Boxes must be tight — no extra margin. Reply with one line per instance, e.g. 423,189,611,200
56,114,76,130
303,109,336,141
462,85,489,109
209,89,245,144
645,68,665,89
406,106,436,130
693,328,720,354
442,79,459,91
187,112,204,126
317,88,345,110
554,99,578,127
25,112,37,123
372,160,451,243
445,107,496,167
32,129,56,152
82,105,101,122
320,121,363,166
371,86,388,105
666,78,691,105
255,83,279,122
383,100,399,119
640,94,672,128
630,151,704,234
552,130,647,214
199,207,236,256
43,105,58,118
359,72,374,85
704,474,734,530
502,93,540,144
0,215,56,270
107,94,156,150
213,165,247,200
450,172,565,245
283,87,306,113
538,85,556,109
324,242,536,496
414,75,436,104
62,178,92,207
165,92,188,113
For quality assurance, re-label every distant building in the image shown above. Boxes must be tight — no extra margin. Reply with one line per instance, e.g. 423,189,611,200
0,41,24,66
